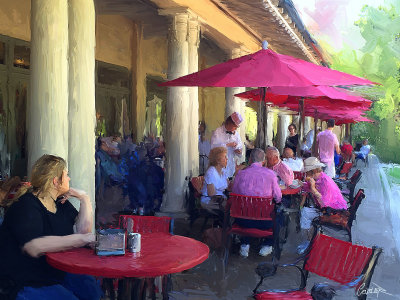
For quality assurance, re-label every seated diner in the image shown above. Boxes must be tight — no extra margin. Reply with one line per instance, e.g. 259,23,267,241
0,154,101,300
353,139,370,162
299,157,347,246
201,147,229,215
231,148,282,257
340,137,353,162
266,146,294,187
282,147,304,172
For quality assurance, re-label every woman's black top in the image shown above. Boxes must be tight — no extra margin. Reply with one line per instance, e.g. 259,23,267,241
0,193,78,293
285,134,299,154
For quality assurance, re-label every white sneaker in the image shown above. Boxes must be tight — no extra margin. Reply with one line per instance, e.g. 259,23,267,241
259,245,273,257
240,244,250,257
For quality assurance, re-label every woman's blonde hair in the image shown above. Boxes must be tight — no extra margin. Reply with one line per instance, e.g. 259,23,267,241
14,154,67,201
208,147,227,167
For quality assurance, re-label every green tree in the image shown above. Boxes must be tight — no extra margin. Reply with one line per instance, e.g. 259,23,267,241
327,2,400,162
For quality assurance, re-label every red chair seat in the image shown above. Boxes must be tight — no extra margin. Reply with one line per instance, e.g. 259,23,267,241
229,224,273,238
255,290,312,299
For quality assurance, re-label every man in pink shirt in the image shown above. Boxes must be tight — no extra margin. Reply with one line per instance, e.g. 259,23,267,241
231,148,282,257
316,119,341,178
232,150,282,201
266,147,294,187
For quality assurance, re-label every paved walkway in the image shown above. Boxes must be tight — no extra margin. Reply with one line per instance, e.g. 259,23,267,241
344,155,400,299
169,155,400,299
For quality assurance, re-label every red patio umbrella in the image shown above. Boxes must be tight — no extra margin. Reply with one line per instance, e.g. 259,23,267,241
334,117,373,126
235,85,371,104
159,43,377,88
235,85,372,152
160,42,377,149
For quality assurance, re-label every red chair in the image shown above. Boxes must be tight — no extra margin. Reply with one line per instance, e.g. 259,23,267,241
338,162,353,179
293,171,304,181
114,215,173,300
190,176,204,198
254,231,382,300
317,189,365,241
224,194,279,259
335,169,362,204
118,215,173,234
188,176,221,231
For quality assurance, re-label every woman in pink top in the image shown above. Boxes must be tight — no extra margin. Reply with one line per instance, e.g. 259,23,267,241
301,157,347,210
297,157,347,254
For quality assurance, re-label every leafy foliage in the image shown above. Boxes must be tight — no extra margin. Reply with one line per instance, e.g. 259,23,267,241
327,2,400,162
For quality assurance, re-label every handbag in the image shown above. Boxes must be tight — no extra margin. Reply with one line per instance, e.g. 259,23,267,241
319,209,350,230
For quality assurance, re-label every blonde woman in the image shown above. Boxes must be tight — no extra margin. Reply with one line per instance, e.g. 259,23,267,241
0,155,101,300
201,147,229,214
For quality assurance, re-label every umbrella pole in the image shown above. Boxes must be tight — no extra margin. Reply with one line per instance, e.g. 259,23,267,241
256,87,267,149
256,94,264,149
313,110,318,156
263,87,269,150
264,102,269,149
298,98,305,157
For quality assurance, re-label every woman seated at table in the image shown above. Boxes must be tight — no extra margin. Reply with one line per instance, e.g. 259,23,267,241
340,137,353,162
298,157,347,252
0,154,102,300
201,147,229,216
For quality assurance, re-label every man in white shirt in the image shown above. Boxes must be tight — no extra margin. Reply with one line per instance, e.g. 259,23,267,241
198,121,211,175
211,112,243,178
354,139,371,160
282,147,303,172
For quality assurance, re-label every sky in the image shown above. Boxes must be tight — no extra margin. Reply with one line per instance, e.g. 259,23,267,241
292,0,387,51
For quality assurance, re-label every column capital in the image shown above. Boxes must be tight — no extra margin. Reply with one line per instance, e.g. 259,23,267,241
228,46,250,59
188,16,200,48
159,7,196,18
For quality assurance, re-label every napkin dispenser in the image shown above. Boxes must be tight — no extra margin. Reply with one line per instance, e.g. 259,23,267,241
96,229,126,256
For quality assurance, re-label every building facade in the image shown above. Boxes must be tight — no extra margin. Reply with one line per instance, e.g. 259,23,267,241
0,0,324,217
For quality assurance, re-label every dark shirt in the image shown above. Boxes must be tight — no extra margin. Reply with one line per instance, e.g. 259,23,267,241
285,134,299,154
0,193,78,292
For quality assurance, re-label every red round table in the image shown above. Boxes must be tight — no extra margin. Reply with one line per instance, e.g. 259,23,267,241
46,233,209,278
281,186,302,195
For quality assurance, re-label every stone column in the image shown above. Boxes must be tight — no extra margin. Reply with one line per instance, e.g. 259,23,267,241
160,11,190,214
291,115,300,129
225,49,245,119
239,100,247,162
266,108,274,147
225,48,246,161
28,0,69,172
304,117,312,136
276,114,290,153
68,0,96,214
187,16,200,176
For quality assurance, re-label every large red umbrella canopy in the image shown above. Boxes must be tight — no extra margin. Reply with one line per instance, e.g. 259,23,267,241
160,47,377,88
277,99,371,112
335,117,373,125
235,85,371,105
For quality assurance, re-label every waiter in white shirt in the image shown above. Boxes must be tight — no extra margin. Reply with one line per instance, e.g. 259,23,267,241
211,112,243,178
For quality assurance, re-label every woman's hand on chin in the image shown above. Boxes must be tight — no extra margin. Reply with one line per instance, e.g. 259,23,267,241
64,188,89,202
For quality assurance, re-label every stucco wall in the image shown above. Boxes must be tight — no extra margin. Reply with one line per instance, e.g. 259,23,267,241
0,3,134,72
131,30,168,142
198,45,226,138
0,0,30,41
199,86,225,138
141,36,168,77
96,15,133,69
